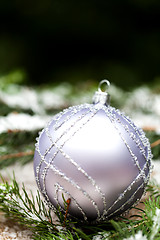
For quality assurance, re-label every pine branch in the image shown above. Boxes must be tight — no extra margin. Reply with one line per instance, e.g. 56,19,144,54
0,131,37,168
151,139,160,148
0,150,34,161
0,176,61,238
1,176,160,239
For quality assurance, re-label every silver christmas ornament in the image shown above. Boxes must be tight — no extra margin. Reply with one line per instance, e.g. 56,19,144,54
34,80,152,223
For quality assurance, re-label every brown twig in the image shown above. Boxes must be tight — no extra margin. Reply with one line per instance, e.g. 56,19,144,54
151,139,160,148
7,129,21,133
63,198,71,227
142,126,157,132
0,151,34,161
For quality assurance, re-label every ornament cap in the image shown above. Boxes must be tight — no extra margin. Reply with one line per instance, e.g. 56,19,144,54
93,79,110,106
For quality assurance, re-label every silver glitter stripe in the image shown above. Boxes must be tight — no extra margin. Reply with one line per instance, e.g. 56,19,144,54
114,108,152,161
43,160,101,219
104,171,145,218
44,110,91,156
106,179,145,219
44,104,91,157
47,104,90,132
55,182,88,221
105,107,146,182
45,109,67,134
54,183,64,212
35,151,56,206
54,105,85,131
119,108,152,163
109,108,150,179
53,141,107,213
113,107,152,180
118,116,152,182
103,159,151,220
35,110,67,190
35,147,87,217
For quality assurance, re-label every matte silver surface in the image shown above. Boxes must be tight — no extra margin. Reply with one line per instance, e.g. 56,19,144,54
34,92,152,222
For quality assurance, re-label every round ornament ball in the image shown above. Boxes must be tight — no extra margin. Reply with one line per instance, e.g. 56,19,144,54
34,80,152,223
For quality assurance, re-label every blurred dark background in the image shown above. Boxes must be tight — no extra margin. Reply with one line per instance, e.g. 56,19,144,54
0,0,160,89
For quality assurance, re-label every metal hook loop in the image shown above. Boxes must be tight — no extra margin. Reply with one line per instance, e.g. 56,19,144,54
98,79,110,92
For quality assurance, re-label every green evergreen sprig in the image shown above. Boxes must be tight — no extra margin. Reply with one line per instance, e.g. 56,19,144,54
1,176,160,240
